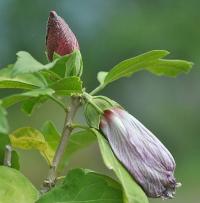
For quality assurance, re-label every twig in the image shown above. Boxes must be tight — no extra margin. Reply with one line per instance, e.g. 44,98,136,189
42,96,81,192
89,84,105,96
4,145,12,167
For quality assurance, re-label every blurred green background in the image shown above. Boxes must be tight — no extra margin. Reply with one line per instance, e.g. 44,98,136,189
0,0,199,202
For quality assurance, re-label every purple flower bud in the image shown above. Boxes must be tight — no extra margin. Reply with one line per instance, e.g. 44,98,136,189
100,107,180,199
46,11,80,61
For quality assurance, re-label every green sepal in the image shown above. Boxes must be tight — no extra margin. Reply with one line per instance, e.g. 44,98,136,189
65,50,83,77
84,96,120,129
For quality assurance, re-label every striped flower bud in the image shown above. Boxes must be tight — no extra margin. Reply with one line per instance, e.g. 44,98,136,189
100,107,180,199
46,11,80,61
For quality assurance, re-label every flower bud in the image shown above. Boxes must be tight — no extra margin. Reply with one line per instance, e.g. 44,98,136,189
46,11,80,61
100,107,180,199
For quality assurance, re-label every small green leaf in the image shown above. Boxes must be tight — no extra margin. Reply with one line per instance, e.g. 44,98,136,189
0,65,47,89
0,103,9,134
94,130,149,203
104,50,193,85
50,77,82,95
97,71,108,85
9,127,55,165
0,133,20,169
21,96,48,115
59,130,96,171
12,51,83,78
40,70,61,85
0,166,39,203
2,88,55,108
12,51,66,76
41,121,60,155
37,168,123,203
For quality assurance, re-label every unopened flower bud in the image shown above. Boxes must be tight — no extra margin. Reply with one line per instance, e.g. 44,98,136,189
46,11,80,61
100,107,180,199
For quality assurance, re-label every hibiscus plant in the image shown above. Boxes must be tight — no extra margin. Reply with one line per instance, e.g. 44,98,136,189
0,11,193,203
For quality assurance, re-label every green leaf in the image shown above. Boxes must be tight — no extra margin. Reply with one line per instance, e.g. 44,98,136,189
9,127,55,165
146,59,193,76
12,51,83,78
12,51,60,75
94,130,149,203
0,65,47,89
50,77,83,95
2,88,55,108
104,50,193,85
12,51,69,76
59,130,96,171
0,166,39,203
0,103,9,134
41,121,60,156
97,71,108,85
21,96,48,115
0,133,20,169
37,168,123,203
40,70,61,85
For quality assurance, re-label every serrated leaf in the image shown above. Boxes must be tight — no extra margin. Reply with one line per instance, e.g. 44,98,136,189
0,166,39,203
59,130,96,171
50,77,82,95
0,133,20,169
104,50,193,85
2,88,55,108
0,103,9,134
0,65,47,89
94,130,149,203
9,127,55,165
37,168,123,203
97,71,108,85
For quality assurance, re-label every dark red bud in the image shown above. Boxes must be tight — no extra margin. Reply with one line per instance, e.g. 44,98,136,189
46,11,80,61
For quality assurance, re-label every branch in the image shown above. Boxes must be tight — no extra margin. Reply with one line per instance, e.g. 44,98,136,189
4,145,12,167
42,96,81,192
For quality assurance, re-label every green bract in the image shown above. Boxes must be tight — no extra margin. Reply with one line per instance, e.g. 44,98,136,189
84,95,120,129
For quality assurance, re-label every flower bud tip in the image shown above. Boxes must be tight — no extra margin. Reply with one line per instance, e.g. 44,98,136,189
49,10,57,18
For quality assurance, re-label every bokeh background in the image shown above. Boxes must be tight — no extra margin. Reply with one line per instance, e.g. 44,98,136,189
0,1,199,202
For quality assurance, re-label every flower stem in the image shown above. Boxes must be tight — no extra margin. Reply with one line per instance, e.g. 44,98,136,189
42,96,81,192
71,123,90,130
89,84,105,96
